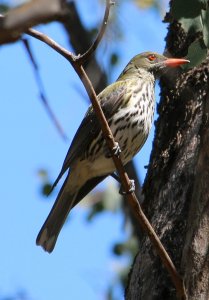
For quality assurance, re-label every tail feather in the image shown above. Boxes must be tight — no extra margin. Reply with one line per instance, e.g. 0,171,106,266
36,177,77,253
36,175,107,253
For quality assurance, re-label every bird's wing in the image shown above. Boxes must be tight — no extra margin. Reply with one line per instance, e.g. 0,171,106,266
51,81,127,189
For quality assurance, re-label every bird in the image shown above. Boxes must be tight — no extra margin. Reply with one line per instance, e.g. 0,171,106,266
36,51,189,253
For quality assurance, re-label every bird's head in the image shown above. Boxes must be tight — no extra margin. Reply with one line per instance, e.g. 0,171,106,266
120,52,189,79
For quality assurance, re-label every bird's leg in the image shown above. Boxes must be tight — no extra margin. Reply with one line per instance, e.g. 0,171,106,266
112,142,122,156
111,173,135,195
111,172,121,183
104,141,121,158
119,179,135,195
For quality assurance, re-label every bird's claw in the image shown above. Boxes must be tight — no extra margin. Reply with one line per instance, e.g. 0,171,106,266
111,174,135,195
105,142,121,158
119,179,135,195
112,142,121,156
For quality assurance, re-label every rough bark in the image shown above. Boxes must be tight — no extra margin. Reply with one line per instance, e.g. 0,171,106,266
126,9,209,300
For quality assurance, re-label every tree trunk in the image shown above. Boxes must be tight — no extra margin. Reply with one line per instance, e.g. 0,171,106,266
126,8,209,300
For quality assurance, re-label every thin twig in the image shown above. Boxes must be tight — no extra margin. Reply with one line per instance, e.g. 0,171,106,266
77,0,114,64
25,1,186,298
22,38,68,140
26,28,75,61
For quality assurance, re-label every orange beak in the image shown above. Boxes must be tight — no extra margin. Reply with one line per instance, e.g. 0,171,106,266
164,58,190,67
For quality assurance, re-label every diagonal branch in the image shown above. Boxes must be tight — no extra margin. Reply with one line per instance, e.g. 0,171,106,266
26,1,186,298
75,63,187,300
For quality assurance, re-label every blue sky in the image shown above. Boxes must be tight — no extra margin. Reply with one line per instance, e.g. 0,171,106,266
0,1,167,299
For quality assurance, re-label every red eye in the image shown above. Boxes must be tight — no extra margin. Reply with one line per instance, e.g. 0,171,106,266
148,54,156,61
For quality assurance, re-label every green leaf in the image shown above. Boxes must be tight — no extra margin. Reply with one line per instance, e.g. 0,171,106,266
134,0,155,9
201,8,209,47
0,4,9,13
38,169,48,179
113,243,124,256
110,53,119,66
102,182,121,211
184,39,207,69
172,0,204,19
178,15,203,34
171,0,209,37
42,183,52,196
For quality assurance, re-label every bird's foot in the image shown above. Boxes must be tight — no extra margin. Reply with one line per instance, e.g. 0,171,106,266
111,174,135,195
112,142,121,156
105,142,121,158
119,179,135,195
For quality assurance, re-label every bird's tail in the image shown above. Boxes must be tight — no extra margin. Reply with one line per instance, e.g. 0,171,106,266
36,175,107,253
36,177,77,253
